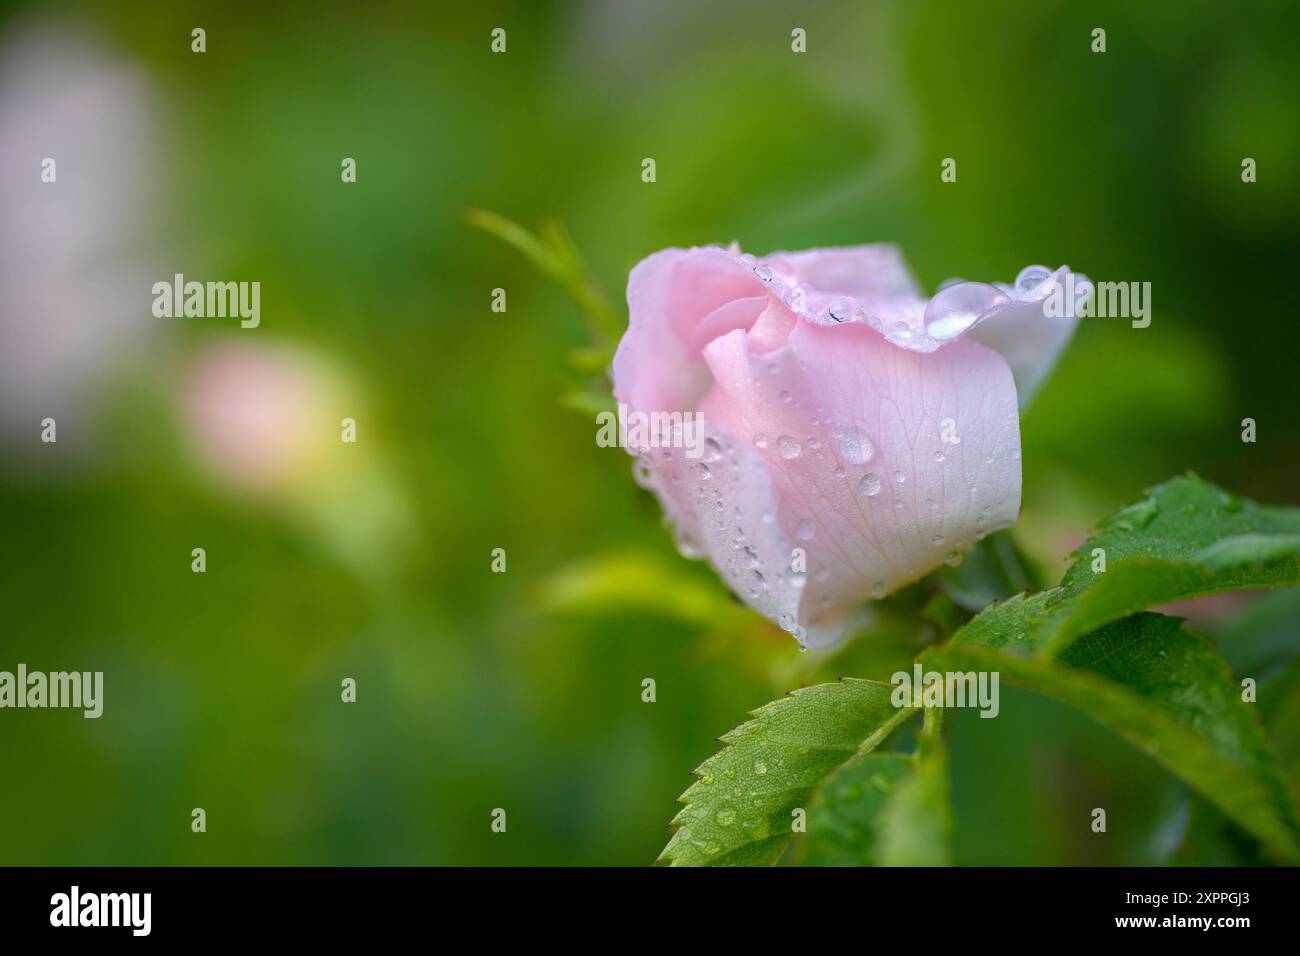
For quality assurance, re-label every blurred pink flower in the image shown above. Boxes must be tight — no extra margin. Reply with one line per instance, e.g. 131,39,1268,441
613,244,1087,646
182,342,330,494
181,340,416,585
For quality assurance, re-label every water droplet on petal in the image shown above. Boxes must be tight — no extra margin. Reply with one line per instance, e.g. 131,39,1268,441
795,519,816,541
777,435,801,459
924,281,1007,340
828,295,861,323
944,550,963,567
858,473,882,497
1014,265,1053,293
893,469,907,484
833,424,875,464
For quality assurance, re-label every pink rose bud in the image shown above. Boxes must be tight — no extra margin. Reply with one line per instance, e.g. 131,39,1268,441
611,245,1086,647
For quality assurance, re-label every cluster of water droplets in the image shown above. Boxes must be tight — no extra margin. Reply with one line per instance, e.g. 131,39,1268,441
633,418,821,646
711,247,1092,355
712,246,922,341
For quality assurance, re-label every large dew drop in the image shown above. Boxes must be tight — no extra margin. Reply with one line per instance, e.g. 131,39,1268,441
833,424,875,465
923,281,1007,341
827,295,861,323
1014,265,1053,294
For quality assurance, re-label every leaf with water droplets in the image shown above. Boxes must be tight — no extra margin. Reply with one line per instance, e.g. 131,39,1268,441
1040,478,1300,656
657,678,916,866
928,613,1300,861
979,475,1300,657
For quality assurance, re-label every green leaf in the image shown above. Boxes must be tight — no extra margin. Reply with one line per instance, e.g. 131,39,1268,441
536,551,745,629
802,712,952,867
657,679,917,866
800,754,911,865
1037,475,1300,656
876,714,952,866
926,613,1300,861
949,590,1054,653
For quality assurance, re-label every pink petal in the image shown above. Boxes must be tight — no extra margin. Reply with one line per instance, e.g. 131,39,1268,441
968,266,1087,406
629,420,821,643
614,247,766,415
766,245,923,304
698,320,1022,637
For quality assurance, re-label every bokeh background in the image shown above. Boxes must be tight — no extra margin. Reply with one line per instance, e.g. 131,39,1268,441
1,0,1296,865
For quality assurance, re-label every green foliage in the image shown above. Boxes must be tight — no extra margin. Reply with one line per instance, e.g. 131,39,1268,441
657,679,916,866
947,477,1300,656
537,550,747,629
465,209,622,355
800,755,913,865
876,713,952,866
928,615,1300,861
1040,476,1300,656
466,210,624,417
661,476,1300,865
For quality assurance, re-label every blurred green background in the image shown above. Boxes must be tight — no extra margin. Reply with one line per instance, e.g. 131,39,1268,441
0,0,1296,865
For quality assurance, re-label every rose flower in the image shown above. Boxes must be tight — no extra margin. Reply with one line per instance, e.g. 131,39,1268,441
612,244,1088,646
